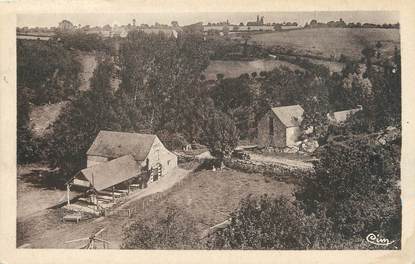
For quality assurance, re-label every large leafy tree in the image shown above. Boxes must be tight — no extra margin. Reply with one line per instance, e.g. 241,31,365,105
201,110,239,162
119,31,209,139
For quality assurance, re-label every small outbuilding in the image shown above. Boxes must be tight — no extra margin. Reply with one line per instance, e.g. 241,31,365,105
327,106,362,124
257,105,304,148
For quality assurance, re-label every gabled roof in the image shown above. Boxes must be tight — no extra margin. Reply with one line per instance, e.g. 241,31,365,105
76,155,140,191
271,105,304,127
327,108,361,124
87,131,156,161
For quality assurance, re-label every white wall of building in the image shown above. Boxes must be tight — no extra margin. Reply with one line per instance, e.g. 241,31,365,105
285,126,302,146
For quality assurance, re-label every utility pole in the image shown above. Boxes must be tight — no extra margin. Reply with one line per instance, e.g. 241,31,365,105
66,183,71,205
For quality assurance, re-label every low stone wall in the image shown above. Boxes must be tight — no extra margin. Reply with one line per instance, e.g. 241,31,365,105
175,152,195,163
223,158,312,183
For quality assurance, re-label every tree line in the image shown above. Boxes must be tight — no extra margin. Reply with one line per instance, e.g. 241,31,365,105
305,19,399,29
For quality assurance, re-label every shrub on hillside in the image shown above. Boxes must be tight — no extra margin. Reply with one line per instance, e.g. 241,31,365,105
121,207,201,249
296,134,401,247
207,195,336,249
157,131,190,151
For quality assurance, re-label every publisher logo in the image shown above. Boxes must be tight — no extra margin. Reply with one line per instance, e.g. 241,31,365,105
366,233,395,246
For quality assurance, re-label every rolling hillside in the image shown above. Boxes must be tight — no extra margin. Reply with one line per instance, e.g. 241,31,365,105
250,28,400,61
204,59,302,80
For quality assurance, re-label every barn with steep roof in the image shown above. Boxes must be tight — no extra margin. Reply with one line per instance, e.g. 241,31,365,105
72,131,177,191
257,105,304,148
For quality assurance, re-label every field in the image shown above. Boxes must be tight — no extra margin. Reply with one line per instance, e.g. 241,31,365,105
17,164,68,218
17,165,295,248
250,28,400,60
204,59,302,80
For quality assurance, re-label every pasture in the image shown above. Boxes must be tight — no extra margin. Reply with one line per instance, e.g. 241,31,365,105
250,28,400,60
204,59,302,80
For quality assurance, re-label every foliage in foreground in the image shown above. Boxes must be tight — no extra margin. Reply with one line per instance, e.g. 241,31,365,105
207,195,335,249
121,207,200,249
297,133,401,245
208,133,401,250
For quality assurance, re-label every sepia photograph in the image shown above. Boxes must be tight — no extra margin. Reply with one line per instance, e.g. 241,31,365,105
0,0,413,262
12,9,404,251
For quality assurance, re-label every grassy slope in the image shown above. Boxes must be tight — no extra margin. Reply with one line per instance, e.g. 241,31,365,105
28,51,98,138
17,164,63,218
250,28,400,60
29,101,69,137
77,51,97,92
204,59,303,80
17,167,295,249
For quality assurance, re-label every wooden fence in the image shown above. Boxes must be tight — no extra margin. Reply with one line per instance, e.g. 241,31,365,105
105,174,193,218
136,175,192,212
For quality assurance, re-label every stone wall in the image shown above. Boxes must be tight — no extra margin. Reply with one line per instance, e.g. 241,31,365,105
223,158,312,184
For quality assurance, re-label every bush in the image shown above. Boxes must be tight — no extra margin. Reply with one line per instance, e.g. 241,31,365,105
157,131,190,151
122,207,201,249
296,134,401,246
207,195,336,249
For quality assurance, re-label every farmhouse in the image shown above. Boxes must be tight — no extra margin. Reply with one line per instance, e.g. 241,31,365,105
257,105,304,148
68,131,177,205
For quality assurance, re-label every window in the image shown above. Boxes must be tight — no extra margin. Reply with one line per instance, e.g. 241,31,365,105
269,116,274,135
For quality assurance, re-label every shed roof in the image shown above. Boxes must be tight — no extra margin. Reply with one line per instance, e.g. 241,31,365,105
76,155,140,191
271,105,304,127
327,108,361,124
87,131,156,161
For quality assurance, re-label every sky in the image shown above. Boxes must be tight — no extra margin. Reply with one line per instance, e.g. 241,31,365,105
17,11,399,28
